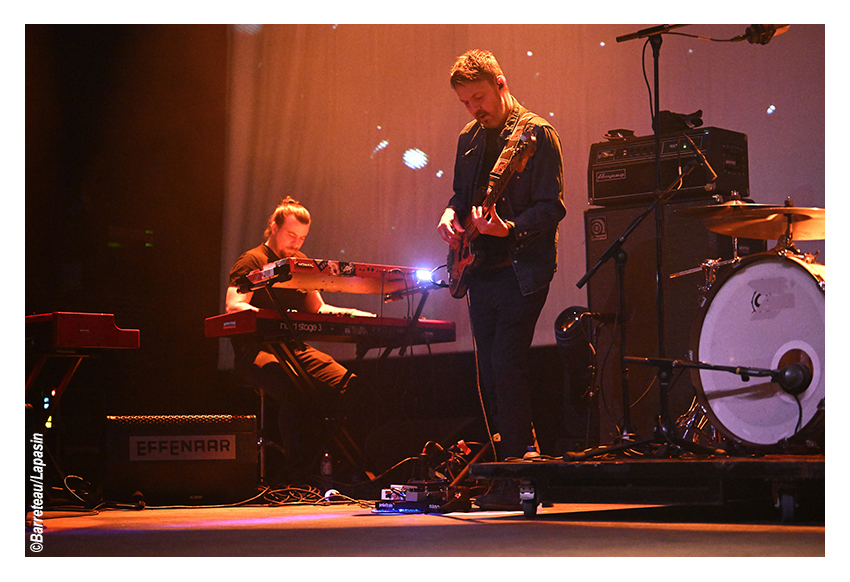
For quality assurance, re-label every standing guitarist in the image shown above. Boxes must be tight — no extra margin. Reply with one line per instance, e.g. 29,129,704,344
437,49,565,510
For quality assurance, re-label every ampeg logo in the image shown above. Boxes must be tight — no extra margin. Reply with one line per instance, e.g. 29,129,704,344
589,217,608,242
595,168,626,182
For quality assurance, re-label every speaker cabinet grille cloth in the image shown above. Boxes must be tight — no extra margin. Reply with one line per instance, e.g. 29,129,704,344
104,414,257,505
584,201,765,441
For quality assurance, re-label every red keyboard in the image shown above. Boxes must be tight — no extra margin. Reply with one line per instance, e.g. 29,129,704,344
205,309,455,350
26,312,140,418
26,312,140,351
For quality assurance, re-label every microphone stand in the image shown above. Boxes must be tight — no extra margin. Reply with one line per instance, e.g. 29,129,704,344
603,24,688,439
578,160,701,440
562,356,811,462
615,25,687,367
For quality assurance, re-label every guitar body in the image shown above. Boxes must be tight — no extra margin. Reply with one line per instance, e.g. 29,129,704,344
446,122,539,299
446,219,478,299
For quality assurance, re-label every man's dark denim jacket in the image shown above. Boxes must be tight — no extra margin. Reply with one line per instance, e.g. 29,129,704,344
447,99,566,296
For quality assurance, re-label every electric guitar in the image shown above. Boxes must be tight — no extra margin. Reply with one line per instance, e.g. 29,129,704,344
447,123,539,298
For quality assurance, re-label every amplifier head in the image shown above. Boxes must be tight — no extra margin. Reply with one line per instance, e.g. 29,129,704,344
588,127,749,206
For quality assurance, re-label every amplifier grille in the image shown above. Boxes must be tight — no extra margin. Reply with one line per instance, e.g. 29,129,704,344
106,414,255,425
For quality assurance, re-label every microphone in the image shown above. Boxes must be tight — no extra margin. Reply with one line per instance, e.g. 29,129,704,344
732,25,790,45
775,362,812,396
683,134,717,183
616,24,689,43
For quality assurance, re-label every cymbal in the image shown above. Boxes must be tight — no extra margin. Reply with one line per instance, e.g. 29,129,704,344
678,201,825,240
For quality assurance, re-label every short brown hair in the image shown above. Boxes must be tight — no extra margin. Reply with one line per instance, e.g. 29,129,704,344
450,49,504,88
264,196,311,239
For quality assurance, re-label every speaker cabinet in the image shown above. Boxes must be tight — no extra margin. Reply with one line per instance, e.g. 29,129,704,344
584,201,765,442
104,414,258,505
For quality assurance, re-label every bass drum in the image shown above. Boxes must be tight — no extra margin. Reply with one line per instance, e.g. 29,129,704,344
690,252,825,448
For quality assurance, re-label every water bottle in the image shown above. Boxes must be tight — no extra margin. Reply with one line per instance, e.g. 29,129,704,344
321,451,333,479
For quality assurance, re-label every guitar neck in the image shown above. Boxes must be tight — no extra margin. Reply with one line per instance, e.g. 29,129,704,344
457,121,538,243
480,171,509,210
460,170,514,241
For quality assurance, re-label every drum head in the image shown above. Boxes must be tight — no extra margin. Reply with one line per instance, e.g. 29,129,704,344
692,254,825,447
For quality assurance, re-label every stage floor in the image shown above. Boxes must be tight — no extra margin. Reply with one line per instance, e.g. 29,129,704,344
27,495,825,558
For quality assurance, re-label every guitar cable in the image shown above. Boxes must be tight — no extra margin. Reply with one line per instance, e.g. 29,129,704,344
466,293,498,465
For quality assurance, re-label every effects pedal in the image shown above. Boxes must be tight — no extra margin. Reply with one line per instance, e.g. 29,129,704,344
374,480,471,514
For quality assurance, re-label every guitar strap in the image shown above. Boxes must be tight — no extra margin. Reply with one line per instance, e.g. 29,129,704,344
488,111,537,182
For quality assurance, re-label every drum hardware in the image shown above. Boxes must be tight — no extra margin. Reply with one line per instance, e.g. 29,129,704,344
562,357,726,461
626,357,727,456
670,256,739,293
559,350,817,461
670,214,751,291
777,247,821,268
569,251,826,459
676,397,722,447
673,198,824,295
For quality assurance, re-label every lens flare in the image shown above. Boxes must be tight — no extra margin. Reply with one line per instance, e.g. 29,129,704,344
403,148,428,170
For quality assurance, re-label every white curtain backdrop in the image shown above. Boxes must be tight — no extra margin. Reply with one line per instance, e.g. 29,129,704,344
218,24,825,367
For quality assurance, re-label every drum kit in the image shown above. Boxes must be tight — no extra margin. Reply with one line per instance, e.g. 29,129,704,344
669,197,825,451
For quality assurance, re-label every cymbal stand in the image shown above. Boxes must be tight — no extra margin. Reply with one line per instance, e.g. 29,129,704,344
775,198,803,255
